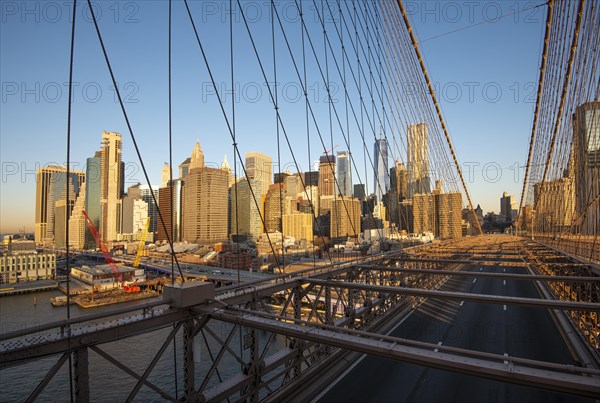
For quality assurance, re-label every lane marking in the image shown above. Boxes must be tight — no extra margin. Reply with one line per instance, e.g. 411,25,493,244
503,268,506,273
472,278,477,284
434,341,442,352
313,262,470,402
503,280,506,286
459,301,464,307
503,353,509,365
503,304,507,311
479,267,483,272
417,305,454,324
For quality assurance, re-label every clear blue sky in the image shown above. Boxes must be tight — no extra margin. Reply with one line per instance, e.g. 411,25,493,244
0,1,545,233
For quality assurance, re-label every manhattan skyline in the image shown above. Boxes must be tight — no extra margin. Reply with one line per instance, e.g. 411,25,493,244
1,1,545,232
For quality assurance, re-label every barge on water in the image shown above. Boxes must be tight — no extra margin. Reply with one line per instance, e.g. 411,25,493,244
50,295,75,307
73,290,159,308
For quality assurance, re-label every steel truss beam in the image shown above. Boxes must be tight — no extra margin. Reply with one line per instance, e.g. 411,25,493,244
126,322,182,402
74,347,89,402
387,256,591,268
359,264,600,282
0,308,191,368
0,299,169,343
204,308,600,398
25,352,69,403
90,345,177,401
3,237,599,401
183,319,195,401
308,279,600,311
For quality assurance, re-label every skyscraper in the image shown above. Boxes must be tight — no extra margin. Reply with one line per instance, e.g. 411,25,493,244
157,186,173,243
412,191,463,239
264,183,290,233
139,184,159,234
412,193,434,235
229,178,263,240
84,152,101,249
330,196,361,238
120,183,150,239
318,155,336,197
435,192,463,239
121,184,142,235
179,158,191,179
53,175,79,246
161,163,171,188
157,179,184,243
132,199,149,234
182,143,229,243
282,213,313,241
390,161,408,199
353,184,366,201
284,174,302,198
246,152,272,197
189,140,205,170
301,171,319,187
299,185,319,218
407,123,431,197
221,154,235,186
100,131,123,242
35,166,85,245
274,172,290,184
388,162,408,227
373,137,389,201
572,101,599,235
337,150,352,196
500,192,518,223
68,182,87,249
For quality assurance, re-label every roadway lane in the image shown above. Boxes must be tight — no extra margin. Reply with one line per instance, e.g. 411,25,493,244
318,264,593,403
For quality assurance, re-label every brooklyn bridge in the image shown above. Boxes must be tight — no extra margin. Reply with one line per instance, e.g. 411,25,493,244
1,0,599,401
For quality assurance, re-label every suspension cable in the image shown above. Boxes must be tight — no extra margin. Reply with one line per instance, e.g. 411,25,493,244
182,0,283,270
65,1,77,400
396,0,482,235
518,0,554,225
85,0,185,281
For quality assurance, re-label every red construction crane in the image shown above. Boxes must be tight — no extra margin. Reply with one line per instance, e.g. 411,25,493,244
323,144,338,156
82,210,123,285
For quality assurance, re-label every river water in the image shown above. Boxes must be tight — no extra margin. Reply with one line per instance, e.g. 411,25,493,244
1,289,285,402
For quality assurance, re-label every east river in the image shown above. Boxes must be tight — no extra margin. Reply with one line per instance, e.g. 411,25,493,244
1,289,284,402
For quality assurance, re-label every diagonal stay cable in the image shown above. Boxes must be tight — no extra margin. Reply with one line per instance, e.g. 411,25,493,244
85,0,185,281
181,0,283,270
396,0,482,235
231,0,336,258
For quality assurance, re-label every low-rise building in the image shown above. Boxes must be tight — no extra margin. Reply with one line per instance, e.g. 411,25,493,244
70,264,145,290
218,252,257,270
0,252,56,284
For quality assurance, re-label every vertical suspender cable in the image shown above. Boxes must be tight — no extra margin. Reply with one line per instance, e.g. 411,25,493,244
518,0,554,229
168,0,174,285
272,0,284,271
86,0,185,282
230,0,240,287
299,0,316,267
534,0,585,215
397,0,482,235
183,0,282,270
230,0,245,374
167,0,179,399
64,0,77,401
87,0,185,282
